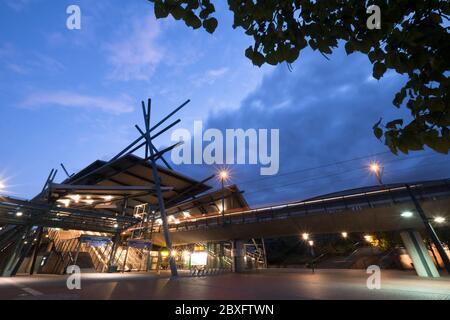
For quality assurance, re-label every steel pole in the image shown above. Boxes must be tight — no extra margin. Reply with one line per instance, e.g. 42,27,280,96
221,178,225,225
139,102,178,278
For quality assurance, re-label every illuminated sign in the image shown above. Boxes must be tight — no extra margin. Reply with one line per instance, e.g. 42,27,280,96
190,251,207,266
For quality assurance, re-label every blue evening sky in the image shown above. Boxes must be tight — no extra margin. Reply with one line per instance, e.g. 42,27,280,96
1,0,448,206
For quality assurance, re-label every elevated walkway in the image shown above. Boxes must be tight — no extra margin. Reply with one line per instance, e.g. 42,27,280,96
152,179,450,245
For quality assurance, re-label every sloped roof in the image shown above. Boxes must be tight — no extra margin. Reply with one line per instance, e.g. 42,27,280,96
166,184,249,218
49,154,211,216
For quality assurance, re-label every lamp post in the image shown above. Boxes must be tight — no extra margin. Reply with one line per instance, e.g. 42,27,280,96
369,162,383,185
308,240,315,273
218,170,228,225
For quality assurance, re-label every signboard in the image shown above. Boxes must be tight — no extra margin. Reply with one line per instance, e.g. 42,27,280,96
127,239,152,249
79,235,111,247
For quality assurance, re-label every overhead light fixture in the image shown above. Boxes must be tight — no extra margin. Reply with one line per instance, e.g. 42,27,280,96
113,223,119,228
16,211,23,217
302,233,309,240
57,199,71,207
103,195,113,201
69,194,81,203
182,211,191,218
171,250,177,257
434,217,446,224
401,211,413,218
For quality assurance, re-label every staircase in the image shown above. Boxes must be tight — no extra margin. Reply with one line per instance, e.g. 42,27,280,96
244,239,267,269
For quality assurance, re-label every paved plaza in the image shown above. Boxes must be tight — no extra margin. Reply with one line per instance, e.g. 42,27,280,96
0,269,449,300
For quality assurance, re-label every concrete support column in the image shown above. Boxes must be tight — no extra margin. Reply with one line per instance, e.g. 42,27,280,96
400,229,440,278
232,240,245,273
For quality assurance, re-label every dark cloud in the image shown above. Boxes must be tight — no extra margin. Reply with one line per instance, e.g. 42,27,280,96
171,48,450,207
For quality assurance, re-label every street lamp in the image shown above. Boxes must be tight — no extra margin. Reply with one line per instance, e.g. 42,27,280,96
369,161,383,185
302,233,309,240
308,240,315,273
341,232,348,238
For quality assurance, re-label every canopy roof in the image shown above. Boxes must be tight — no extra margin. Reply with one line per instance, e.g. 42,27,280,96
49,154,211,216
166,184,249,220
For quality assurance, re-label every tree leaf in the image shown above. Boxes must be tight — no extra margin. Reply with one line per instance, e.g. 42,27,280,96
203,17,218,33
373,62,387,80
154,1,169,18
185,11,202,29
386,119,403,129
373,127,383,139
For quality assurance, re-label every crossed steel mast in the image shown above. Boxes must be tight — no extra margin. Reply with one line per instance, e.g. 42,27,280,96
1,98,195,278
57,97,191,278
59,98,189,277
135,98,181,277
91,98,189,277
